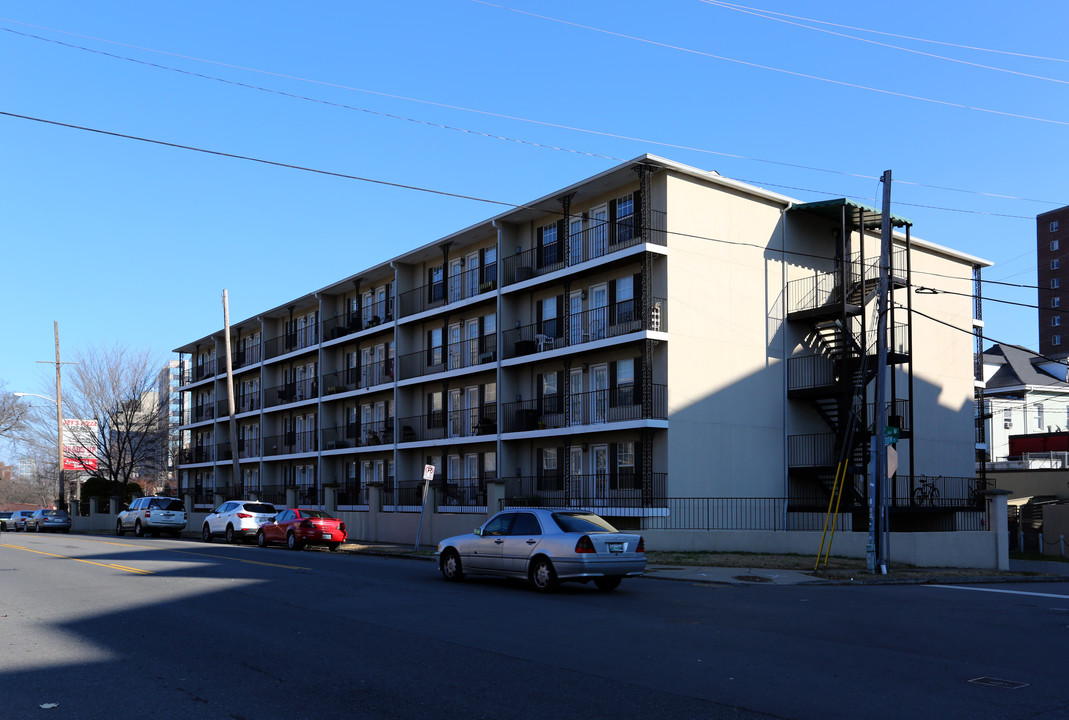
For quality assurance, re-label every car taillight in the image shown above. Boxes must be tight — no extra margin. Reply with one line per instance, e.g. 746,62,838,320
144,510,151,518
574,535,596,554
300,520,314,528
339,522,345,532
637,537,645,553
236,513,252,519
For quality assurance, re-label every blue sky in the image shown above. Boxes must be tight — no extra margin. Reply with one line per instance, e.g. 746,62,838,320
2,0,1065,445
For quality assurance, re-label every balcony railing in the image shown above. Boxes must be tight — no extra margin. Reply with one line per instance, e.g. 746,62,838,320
398,264,497,318
262,430,318,456
322,298,395,341
504,473,667,507
190,404,215,423
338,480,369,507
322,419,394,450
321,362,393,396
503,298,665,360
182,360,217,385
397,406,498,443
232,345,262,370
397,338,496,380
502,210,666,286
501,384,666,432
180,445,215,464
263,325,319,360
787,250,908,315
263,378,319,409
215,393,262,416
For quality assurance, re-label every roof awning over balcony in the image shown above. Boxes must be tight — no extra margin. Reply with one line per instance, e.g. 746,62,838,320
789,198,912,230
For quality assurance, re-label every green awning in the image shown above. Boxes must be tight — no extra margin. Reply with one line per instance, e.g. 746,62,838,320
788,198,912,229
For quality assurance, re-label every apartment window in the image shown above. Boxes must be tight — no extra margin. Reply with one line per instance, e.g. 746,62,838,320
1054,316,1062,327
428,327,443,366
1054,335,1062,346
1053,259,1061,270
1052,240,1060,251
1052,221,1060,232
1053,298,1061,308
428,265,444,303
615,276,635,324
539,223,559,267
482,246,497,286
1053,278,1061,289
1034,405,1045,431
427,391,443,429
616,193,635,243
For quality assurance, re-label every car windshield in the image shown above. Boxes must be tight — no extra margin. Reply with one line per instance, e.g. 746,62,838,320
243,503,276,514
551,512,618,533
0,512,12,518
150,499,184,511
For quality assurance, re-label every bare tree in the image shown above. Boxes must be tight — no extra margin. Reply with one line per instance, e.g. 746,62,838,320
19,345,169,504
0,380,26,439
66,345,168,501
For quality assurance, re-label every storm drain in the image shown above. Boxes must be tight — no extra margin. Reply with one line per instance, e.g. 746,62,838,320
968,677,1029,690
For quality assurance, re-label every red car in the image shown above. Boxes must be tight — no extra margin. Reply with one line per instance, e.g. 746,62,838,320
256,508,347,551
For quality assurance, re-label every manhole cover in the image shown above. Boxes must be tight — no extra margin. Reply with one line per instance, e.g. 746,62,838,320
735,575,772,583
969,677,1029,690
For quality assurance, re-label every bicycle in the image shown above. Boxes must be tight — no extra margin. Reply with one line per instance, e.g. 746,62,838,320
913,476,940,507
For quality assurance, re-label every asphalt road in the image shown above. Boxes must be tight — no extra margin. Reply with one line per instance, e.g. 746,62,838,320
2,532,1068,720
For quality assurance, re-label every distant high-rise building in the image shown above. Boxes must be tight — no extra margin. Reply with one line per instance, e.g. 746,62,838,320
157,360,183,490
1037,205,1069,358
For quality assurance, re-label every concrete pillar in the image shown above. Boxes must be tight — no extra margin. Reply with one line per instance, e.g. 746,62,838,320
90,497,104,516
324,485,338,513
985,489,1011,571
183,494,194,516
286,487,297,508
366,483,382,542
109,497,121,515
486,480,506,515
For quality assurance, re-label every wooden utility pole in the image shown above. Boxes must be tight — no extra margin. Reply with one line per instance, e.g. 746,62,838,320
222,291,242,497
868,171,893,574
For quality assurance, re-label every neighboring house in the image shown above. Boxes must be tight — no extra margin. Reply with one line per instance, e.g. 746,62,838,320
981,343,1069,464
174,154,987,551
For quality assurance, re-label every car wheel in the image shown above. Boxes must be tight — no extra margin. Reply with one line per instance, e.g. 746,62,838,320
34,522,41,533
529,556,558,592
202,524,213,542
116,520,125,537
440,549,464,581
256,531,267,548
328,542,341,552
134,521,145,538
594,576,622,591
225,525,236,544
286,532,304,551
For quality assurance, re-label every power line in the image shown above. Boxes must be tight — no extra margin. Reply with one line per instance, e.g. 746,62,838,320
1,19,1063,207
0,107,1037,302
699,0,1069,86
697,1,1069,64
470,0,1069,127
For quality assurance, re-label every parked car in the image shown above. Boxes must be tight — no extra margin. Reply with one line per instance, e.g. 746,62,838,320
0,511,13,531
256,508,347,551
116,497,188,538
202,500,277,543
436,508,646,592
24,509,72,533
9,510,39,531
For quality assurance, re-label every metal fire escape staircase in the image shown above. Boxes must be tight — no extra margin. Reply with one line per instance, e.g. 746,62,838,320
786,199,915,522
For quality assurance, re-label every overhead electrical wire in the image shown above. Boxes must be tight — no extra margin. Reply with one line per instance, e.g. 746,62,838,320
0,21,1063,208
698,0,1069,86
469,0,1069,128
696,1,1069,64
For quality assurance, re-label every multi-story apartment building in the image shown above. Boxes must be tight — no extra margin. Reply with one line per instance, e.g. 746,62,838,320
1038,205,1069,358
175,155,988,549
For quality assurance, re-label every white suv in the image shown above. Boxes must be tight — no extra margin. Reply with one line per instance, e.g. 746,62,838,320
116,497,188,538
202,500,277,544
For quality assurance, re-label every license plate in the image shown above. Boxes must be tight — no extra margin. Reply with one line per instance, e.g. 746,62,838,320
323,533,332,540
607,542,624,553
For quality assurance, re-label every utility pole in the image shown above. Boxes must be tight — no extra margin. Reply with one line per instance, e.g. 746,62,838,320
868,171,893,574
222,290,242,497
35,322,78,511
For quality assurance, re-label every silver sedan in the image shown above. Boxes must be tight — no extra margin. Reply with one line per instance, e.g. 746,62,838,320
436,508,646,592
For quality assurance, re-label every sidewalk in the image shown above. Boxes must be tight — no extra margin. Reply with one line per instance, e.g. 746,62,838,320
340,542,1069,586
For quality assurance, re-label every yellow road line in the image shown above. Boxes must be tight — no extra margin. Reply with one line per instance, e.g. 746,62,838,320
24,536,306,571
0,544,154,575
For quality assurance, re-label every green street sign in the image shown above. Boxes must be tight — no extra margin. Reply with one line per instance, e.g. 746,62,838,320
884,426,900,445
